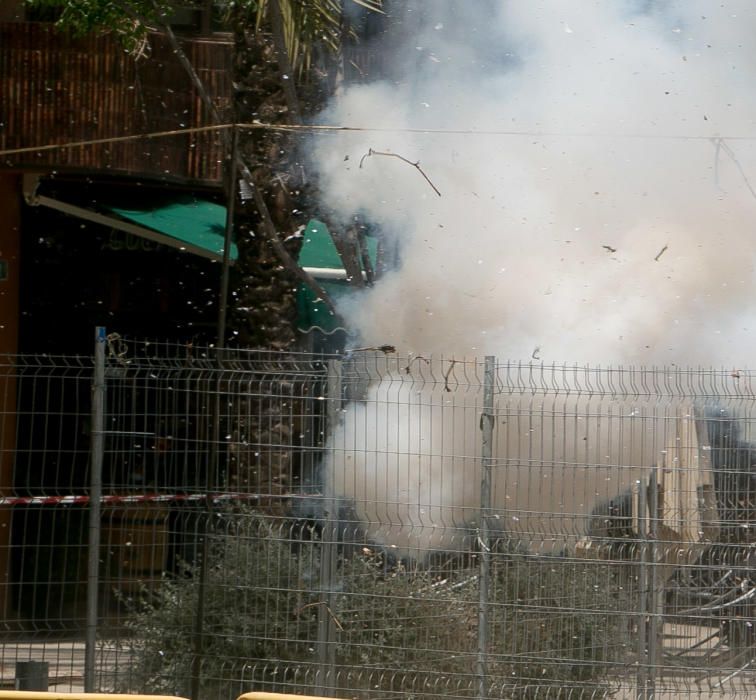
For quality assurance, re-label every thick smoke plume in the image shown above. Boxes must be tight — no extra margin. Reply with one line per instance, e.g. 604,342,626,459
314,1,756,366
313,2,756,557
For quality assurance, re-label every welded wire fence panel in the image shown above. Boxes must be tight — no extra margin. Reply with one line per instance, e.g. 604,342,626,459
312,355,756,698
487,363,756,697
94,338,334,697
118,512,324,699
0,353,94,688
3,342,756,698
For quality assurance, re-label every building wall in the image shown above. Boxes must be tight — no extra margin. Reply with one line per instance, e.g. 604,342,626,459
0,2,24,22
0,22,232,184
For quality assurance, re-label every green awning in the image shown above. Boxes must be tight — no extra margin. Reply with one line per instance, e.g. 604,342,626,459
297,220,377,333
301,219,344,268
296,279,351,334
300,218,378,272
106,198,237,262
103,202,376,280
105,200,371,334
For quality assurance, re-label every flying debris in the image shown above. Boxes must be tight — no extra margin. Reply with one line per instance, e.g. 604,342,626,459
349,344,396,354
237,177,253,202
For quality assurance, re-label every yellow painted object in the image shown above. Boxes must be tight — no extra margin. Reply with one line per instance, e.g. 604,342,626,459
239,693,349,700
0,694,188,700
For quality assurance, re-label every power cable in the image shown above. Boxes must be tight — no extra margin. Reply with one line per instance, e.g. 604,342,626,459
4,122,756,158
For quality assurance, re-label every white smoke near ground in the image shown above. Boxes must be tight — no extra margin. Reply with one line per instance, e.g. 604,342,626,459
313,0,756,366
311,1,756,557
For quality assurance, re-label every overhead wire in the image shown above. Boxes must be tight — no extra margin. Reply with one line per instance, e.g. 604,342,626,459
4,121,756,158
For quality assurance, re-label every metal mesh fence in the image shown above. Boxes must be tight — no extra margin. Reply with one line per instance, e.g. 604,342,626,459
1,335,756,698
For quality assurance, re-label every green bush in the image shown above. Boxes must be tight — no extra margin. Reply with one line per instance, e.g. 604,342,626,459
117,512,631,700
332,551,630,699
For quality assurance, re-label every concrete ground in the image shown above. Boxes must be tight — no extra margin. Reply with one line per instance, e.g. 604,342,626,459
0,626,753,699
0,639,125,692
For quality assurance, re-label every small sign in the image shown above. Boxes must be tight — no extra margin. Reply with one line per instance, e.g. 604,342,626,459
0,261,7,282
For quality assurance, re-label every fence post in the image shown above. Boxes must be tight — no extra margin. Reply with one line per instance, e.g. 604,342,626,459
191,355,225,700
85,326,106,692
316,359,342,697
647,467,661,695
477,356,496,700
636,469,659,700
216,123,237,347
636,475,648,700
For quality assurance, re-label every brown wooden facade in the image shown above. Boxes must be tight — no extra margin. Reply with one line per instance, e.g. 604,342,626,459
0,20,234,625
0,21,232,185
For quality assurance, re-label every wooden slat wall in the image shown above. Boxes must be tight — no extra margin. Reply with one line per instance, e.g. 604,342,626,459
0,22,231,184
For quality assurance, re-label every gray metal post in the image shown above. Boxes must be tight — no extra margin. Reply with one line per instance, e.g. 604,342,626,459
647,468,660,697
216,124,237,348
636,471,656,700
477,356,496,700
637,476,647,700
190,401,218,700
15,661,49,690
85,326,106,692
316,359,342,697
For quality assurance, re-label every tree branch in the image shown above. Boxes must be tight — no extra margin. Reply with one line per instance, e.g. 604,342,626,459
359,148,442,197
119,1,338,315
159,18,225,124
357,227,375,285
236,155,338,314
329,224,366,288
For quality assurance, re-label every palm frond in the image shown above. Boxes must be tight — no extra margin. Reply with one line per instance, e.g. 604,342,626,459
255,0,382,79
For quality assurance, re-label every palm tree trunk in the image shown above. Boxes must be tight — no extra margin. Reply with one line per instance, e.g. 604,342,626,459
269,0,302,123
124,1,337,319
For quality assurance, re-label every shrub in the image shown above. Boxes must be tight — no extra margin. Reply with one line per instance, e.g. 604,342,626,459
117,512,630,700
115,514,320,699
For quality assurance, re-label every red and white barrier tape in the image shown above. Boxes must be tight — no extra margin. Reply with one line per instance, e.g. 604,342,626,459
0,492,291,507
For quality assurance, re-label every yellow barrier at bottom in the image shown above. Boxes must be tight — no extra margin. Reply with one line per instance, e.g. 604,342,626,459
0,688,343,700
239,693,348,700
0,694,188,700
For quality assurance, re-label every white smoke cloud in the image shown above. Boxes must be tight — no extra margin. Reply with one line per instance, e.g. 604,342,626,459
313,2,756,558
313,0,756,366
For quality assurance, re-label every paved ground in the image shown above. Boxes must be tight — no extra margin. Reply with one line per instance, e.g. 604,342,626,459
0,639,126,692
613,622,755,698
0,628,753,698
0,639,86,691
